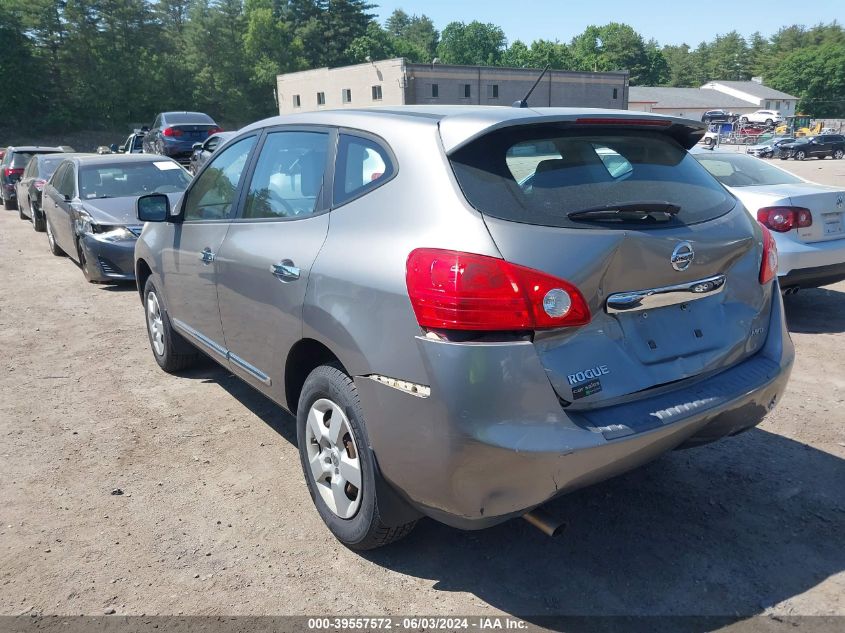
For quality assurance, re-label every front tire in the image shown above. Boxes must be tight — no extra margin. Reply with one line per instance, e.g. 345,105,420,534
796,150,806,161
45,216,65,256
143,278,200,373
834,149,844,160
76,239,97,283
297,365,417,550
32,203,45,232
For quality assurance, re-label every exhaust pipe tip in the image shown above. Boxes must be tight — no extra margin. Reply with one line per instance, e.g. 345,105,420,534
523,508,566,537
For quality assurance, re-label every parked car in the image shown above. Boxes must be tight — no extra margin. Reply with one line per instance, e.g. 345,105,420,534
746,136,795,158
116,130,146,154
740,110,784,126
142,112,222,164
1,145,69,210
133,107,793,550
188,131,236,174
701,109,731,123
42,154,190,283
14,153,81,231
779,134,845,161
694,149,845,290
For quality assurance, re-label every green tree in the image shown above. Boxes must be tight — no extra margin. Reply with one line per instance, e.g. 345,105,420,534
661,44,697,87
769,42,845,117
570,23,651,84
704,31,750,80
437,21,505,65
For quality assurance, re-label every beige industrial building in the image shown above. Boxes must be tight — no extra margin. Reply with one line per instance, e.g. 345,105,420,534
276,58,629,114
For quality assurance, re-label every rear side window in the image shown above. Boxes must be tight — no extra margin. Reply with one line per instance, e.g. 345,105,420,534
449,127,734,229
333,134,394,206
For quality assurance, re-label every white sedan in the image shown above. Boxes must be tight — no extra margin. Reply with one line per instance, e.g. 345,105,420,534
693,149,845,291
740,110,784,126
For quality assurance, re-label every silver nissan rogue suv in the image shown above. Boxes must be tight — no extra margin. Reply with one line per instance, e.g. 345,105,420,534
134,106,794,549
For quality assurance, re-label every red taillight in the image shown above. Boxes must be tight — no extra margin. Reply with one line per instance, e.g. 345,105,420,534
162,127,183,138
208,127,223,135
405,249,591,331
756,206,812,232
759,224,779,285
4,167,24,177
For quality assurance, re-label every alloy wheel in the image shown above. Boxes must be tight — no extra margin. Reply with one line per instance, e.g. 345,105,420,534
834,149,844,160
796,150,806,161
146,291,166,356
304,398,363,519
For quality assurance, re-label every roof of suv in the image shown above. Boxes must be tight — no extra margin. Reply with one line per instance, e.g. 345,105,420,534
68,154,182,167
6,146,66,153
241,106,707,153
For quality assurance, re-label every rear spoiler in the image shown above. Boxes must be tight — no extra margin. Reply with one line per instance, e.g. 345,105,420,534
439,109,706,154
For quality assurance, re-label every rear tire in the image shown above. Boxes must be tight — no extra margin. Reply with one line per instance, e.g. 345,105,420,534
18,204,26,220
297,364,417,550
3,195,16,210
45,216,65,256
143,278,200,373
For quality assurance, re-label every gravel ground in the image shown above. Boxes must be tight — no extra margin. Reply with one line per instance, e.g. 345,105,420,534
0,157,844,627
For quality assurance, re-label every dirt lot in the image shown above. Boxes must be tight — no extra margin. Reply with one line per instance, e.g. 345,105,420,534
1,156,844,627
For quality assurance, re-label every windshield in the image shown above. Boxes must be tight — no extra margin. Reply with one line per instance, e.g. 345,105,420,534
449,127,734,229
695,153,803,187
79,161,191,199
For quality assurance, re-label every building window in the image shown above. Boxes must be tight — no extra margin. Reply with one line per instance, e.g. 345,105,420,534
371,85,382,101
342,88,352,104
317,92,325,105
613,88,618,100
292,94,301,108
487,84,499,99
462,84,471,99
428,83,438,98
774,100,780,110
765,101,771,109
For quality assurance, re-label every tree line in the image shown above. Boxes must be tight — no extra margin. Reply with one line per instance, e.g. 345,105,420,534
1,0,843,135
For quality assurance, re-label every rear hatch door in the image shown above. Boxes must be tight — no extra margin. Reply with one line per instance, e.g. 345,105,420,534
446,116,772,409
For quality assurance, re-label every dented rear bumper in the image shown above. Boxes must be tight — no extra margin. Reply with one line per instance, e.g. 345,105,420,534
354,287,793,530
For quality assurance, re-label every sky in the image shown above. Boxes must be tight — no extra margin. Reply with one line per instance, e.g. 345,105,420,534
371,0,845,48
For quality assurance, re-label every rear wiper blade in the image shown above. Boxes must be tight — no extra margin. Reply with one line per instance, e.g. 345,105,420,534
568,201,681,221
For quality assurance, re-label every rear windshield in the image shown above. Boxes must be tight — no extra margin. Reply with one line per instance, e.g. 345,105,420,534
79,161,191,199
449,127,735,229
12,150,60,168
165,112,214,125
695,153,803,187
38,156,67,177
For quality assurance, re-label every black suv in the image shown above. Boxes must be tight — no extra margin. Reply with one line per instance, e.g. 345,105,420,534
1,146,68,209
701,110,732,124
780,134,845,161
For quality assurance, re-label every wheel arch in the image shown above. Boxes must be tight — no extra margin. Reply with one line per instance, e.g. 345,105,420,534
284,338,349,415
135,258,153,302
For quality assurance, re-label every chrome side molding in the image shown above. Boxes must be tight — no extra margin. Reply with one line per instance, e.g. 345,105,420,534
606,274,727,314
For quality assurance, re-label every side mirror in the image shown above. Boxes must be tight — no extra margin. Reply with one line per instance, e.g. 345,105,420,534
192,142,203,151
137,193,170,222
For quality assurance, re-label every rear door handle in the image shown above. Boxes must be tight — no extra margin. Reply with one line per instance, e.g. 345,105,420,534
199,247,215,264
271,259,300,281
